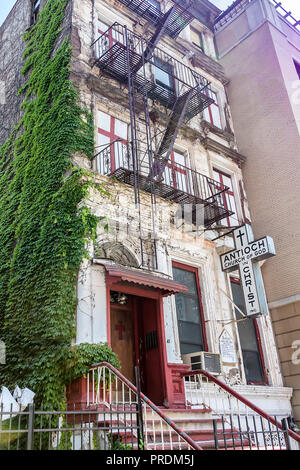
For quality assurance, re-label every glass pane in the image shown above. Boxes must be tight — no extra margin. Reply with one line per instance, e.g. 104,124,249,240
174,151,185,167
173,267,204,354
222,174,232,190
191,28,203,50
114,141,130,169
210,103,222,128
155,67,173,88
213,170,221,184
98,20,109,33
98,111,110,132
173,267,198,293
148,0,161,11
97,132,110,148
178,322,204,348
203,106,210,123
115,118,128,140
231,281,265,383
175,295,201,323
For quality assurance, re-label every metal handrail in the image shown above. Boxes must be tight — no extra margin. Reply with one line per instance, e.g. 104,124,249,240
92,22,212,92
182,369,300,444
89,361,202,450
94,139,231,204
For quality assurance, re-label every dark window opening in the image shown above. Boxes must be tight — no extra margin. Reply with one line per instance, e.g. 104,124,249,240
148,0,161,12
172,264,206,355
31,0,41,26
154,58,175,93
293,60,300,79
230,279,266,385
190,27,204,52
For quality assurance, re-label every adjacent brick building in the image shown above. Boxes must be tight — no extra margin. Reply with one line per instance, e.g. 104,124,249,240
215,0,300,426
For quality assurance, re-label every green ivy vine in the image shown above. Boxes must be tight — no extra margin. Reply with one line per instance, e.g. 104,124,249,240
0,0,114,409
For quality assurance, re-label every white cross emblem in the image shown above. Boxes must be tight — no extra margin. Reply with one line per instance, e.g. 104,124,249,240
220,224,276,316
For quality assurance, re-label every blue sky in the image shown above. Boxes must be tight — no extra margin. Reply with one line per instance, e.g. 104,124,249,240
0,0,299,27
0,0,16,27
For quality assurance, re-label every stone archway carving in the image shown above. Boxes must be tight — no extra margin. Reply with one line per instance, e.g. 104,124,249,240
95,241,140,268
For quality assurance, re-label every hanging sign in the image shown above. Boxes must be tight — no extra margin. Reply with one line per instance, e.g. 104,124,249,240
220,225,276,317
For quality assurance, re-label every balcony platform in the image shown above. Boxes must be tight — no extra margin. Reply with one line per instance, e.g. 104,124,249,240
116,0,195,38
111,167,232,227
94,24,214,121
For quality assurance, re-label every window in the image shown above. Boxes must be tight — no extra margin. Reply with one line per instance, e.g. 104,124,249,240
164,150,192,194
172,263,207,355
213,169,237,227
31,0,41,25
293,60,300,79
148,0,161,12
203,90,222,128
154,58,175,96
230,279,267,385
190,27,204,52
97,111,129,174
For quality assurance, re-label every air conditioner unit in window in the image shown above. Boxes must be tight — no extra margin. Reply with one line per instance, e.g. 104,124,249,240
182,351,222,376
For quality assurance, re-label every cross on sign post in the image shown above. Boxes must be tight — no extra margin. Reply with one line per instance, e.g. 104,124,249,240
115,321,125,340
220,224,276,317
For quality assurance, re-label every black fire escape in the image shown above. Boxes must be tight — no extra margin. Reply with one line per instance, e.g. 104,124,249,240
92,0,234,269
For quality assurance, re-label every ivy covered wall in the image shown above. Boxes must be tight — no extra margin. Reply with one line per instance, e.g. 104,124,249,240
0,0,115,408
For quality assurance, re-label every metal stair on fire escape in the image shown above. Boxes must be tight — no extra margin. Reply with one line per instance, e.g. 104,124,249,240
93,3,234,268
116,0,195,39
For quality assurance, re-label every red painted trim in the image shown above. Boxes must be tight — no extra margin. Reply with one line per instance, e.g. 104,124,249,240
172,261,208,352
181,368,300,444
230,277,268,386
157,295,169,407
106,284,111,347
105,281,169,406
97,114,128,172
213,168,235,227
205,90,220,126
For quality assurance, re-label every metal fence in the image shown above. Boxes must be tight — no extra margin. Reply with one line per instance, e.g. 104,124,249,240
0,403,143,451
212,415,296,450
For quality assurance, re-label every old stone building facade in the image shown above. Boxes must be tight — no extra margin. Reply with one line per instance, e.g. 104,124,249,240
0,0,298,448
215,0,300,427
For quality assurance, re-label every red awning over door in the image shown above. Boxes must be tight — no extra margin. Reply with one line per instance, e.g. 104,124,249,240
93,260,188,297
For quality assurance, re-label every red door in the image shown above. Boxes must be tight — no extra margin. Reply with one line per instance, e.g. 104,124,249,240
136,297,165,405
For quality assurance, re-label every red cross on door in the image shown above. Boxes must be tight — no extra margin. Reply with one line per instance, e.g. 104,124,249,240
115,321,125,340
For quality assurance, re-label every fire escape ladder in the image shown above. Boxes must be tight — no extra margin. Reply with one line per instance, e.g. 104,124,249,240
158,89,194,158
133,6,176,73
147,88,194,182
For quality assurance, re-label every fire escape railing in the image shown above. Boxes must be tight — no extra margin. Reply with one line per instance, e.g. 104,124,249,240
94,140,233,228
115,0,195,38
92,23,214,121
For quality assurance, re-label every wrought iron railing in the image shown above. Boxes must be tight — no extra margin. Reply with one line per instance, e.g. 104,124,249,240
83,362,201,450
215,0,300,32
114,0,195,38
92,23,214,120
182,369,300,450
94,140,232,211
0,402,141,450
